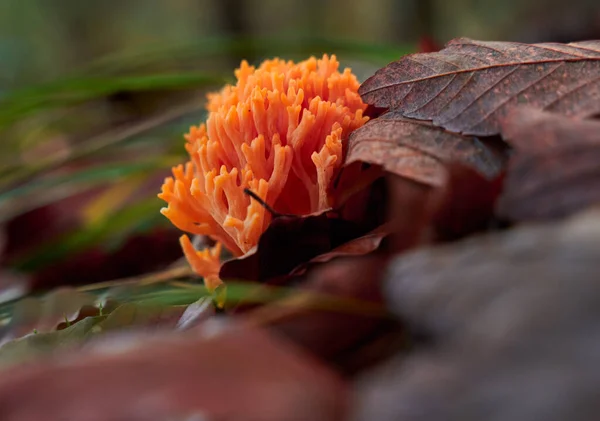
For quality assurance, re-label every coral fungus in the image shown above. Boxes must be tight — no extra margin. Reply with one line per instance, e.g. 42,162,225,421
159,54,368,289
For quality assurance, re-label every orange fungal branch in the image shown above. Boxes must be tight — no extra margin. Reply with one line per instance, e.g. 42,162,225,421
159,55,368,289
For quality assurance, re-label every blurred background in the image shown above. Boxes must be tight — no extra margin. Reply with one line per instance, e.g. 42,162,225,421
0,0,599,296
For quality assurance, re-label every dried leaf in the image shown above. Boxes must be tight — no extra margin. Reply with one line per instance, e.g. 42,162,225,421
497,109,600,220
0,324,347,421
385,175,436,252
385,161,504,251
220,210,381,284
430,163,504,240
500,108,600,150
288,224,390,277
353,209,600,421
345,112,505,187
248,256,394,369
384,207,600,337
360,38,600,135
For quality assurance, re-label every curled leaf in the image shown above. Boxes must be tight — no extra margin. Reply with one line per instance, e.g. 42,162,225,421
344,112,505,187
220,211,375,284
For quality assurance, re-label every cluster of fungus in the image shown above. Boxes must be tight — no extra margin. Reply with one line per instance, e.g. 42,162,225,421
159,54,368,290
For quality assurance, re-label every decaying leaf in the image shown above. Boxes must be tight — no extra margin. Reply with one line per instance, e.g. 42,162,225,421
500,108,600,149
384,175,436,252
430,163,504,240
360,38,600,135
288,224,390,277
383,208,600,336
353,208,600,421
385,162,504,250
245,255,396,372
220,209,382,285
345,112,505,186
497,108,600,220
0,324,347,421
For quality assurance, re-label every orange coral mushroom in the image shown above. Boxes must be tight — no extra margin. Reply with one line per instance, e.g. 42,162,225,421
159,54,368,289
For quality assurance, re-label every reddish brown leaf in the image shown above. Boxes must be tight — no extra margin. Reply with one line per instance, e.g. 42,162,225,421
500,107,600,150
431,163,505,241
385,175,437,252
497,109,600,220
288,224,390,277
330,162,385,211
0,324,347,421
220,212,369,284
386,162,504,251
345,112,505,187
356,209,600,421
360,38,600,136
247,255,396,371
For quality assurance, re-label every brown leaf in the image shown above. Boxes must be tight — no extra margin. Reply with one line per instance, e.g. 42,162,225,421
385,162,503,250
220,207,384,285
0,324,347,421
385,175,436,252
500,107,600,150
384,207,600,339
288,224,390,277
360,38,600,136
247,255,396,372
497,109,600,221
353,209,600,421
431,163,505,241
345,112,505,187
